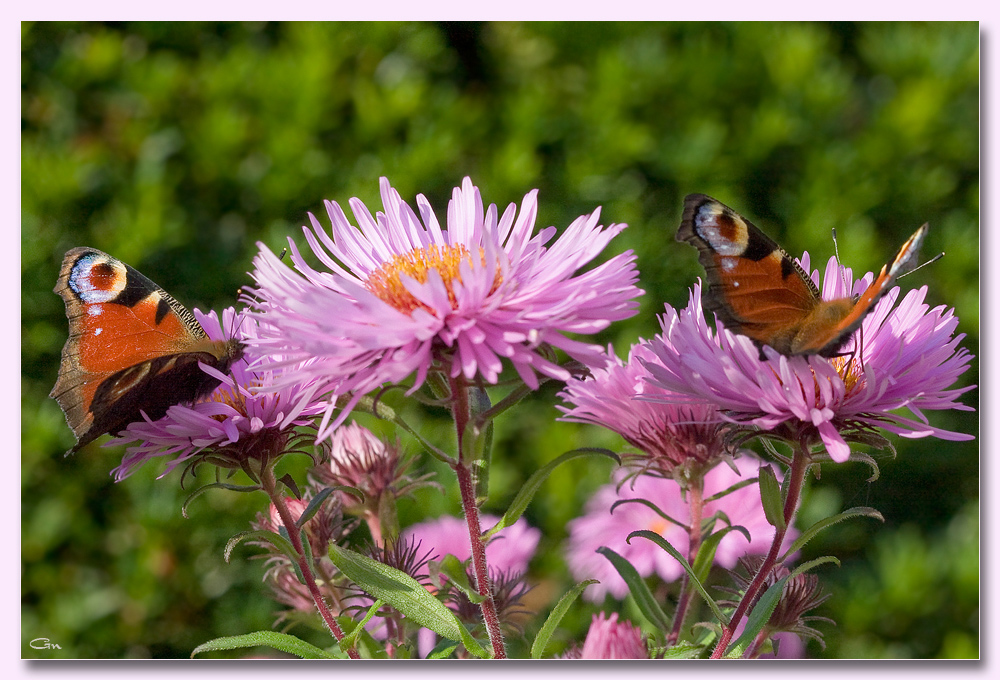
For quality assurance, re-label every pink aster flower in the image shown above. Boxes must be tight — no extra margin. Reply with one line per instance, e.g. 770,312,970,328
558,340,730,478
403,514,541,576
643,261,975,463
566,457,794,602
247,176,643,439
110,307,327,480
578,612,649,659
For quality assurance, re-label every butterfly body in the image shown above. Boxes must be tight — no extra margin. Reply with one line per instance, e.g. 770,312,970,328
677,194,927,357
51,247,244,453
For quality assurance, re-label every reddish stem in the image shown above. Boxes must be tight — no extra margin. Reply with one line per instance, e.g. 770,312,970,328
450,375,507,659
709,444,809,659
666,475,705,646
263,468,361,660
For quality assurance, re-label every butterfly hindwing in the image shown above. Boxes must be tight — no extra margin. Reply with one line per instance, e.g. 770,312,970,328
51,247,243,453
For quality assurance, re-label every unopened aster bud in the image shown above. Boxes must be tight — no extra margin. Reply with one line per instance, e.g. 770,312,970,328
722,555,833,652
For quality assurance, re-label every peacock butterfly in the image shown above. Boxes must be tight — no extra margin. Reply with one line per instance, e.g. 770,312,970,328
50,247,245,454
676,193,928,358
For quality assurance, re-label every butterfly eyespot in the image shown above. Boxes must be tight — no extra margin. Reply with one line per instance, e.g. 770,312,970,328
68,254,128,303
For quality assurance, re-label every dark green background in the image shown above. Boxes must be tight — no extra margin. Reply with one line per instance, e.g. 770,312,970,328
21,21,979,659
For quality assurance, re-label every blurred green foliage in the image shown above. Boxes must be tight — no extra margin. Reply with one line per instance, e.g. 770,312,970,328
22,21,978,659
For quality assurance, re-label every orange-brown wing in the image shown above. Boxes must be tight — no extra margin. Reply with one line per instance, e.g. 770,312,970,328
50,247,242,452
677,194,823,355
789,223,929,356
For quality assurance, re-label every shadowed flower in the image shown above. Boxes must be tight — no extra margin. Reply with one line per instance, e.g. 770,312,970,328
562,612,648,659
566,457,795,602
311,421,437,545
246,176,643,440
558,341,730,479
720,555,833,656
643,270,974,463
442,567,534,637
254,489,354,564
110,307,327,481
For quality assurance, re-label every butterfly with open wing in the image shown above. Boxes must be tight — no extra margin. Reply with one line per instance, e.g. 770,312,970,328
50,247,245,454
676,194,928,358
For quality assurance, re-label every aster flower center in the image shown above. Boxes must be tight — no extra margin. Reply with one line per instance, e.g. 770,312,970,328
210,384,249,419
647,516,669,537
365,244,502,315
830,355,865,393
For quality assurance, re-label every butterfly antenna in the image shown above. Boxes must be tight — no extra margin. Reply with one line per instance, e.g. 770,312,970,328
897,251,945,279
831,228,851,291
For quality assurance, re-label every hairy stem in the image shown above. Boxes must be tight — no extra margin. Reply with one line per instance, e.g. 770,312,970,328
450,375,507,659
666,475,705,646
709,444,809,659
262,467,361,660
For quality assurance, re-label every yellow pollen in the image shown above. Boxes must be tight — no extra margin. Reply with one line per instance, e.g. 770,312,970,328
210,384,249,420
831,355,864,393
365,244,502,315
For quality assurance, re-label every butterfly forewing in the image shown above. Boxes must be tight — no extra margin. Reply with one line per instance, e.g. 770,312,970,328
51,247,244,453
676,194,928,358
678,194,823,354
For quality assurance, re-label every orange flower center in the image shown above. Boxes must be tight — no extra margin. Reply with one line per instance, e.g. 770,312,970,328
830,355,864,394
647,517,669,536
365,244,502,315
210,383,250,420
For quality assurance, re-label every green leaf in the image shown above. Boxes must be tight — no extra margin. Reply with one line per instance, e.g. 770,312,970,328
278,472,301,499
758,465,784,530
626,530,727,624
296,487,335,528
224,529,296,564
609,497,686,531
701,476,759,504
484,447,620,539
191,631,337,659
427,640,460,659
788,555,840,577
530,579,598,659
334,615,389,659
659,643,705,659
434,554,484,604
596,547,670,631
691,524,751,584
181,482,261,519
299,486,366,529
327,543,490,658
338,598,384,654
725,576,788,658
466,385,494,505
779,506,884,562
